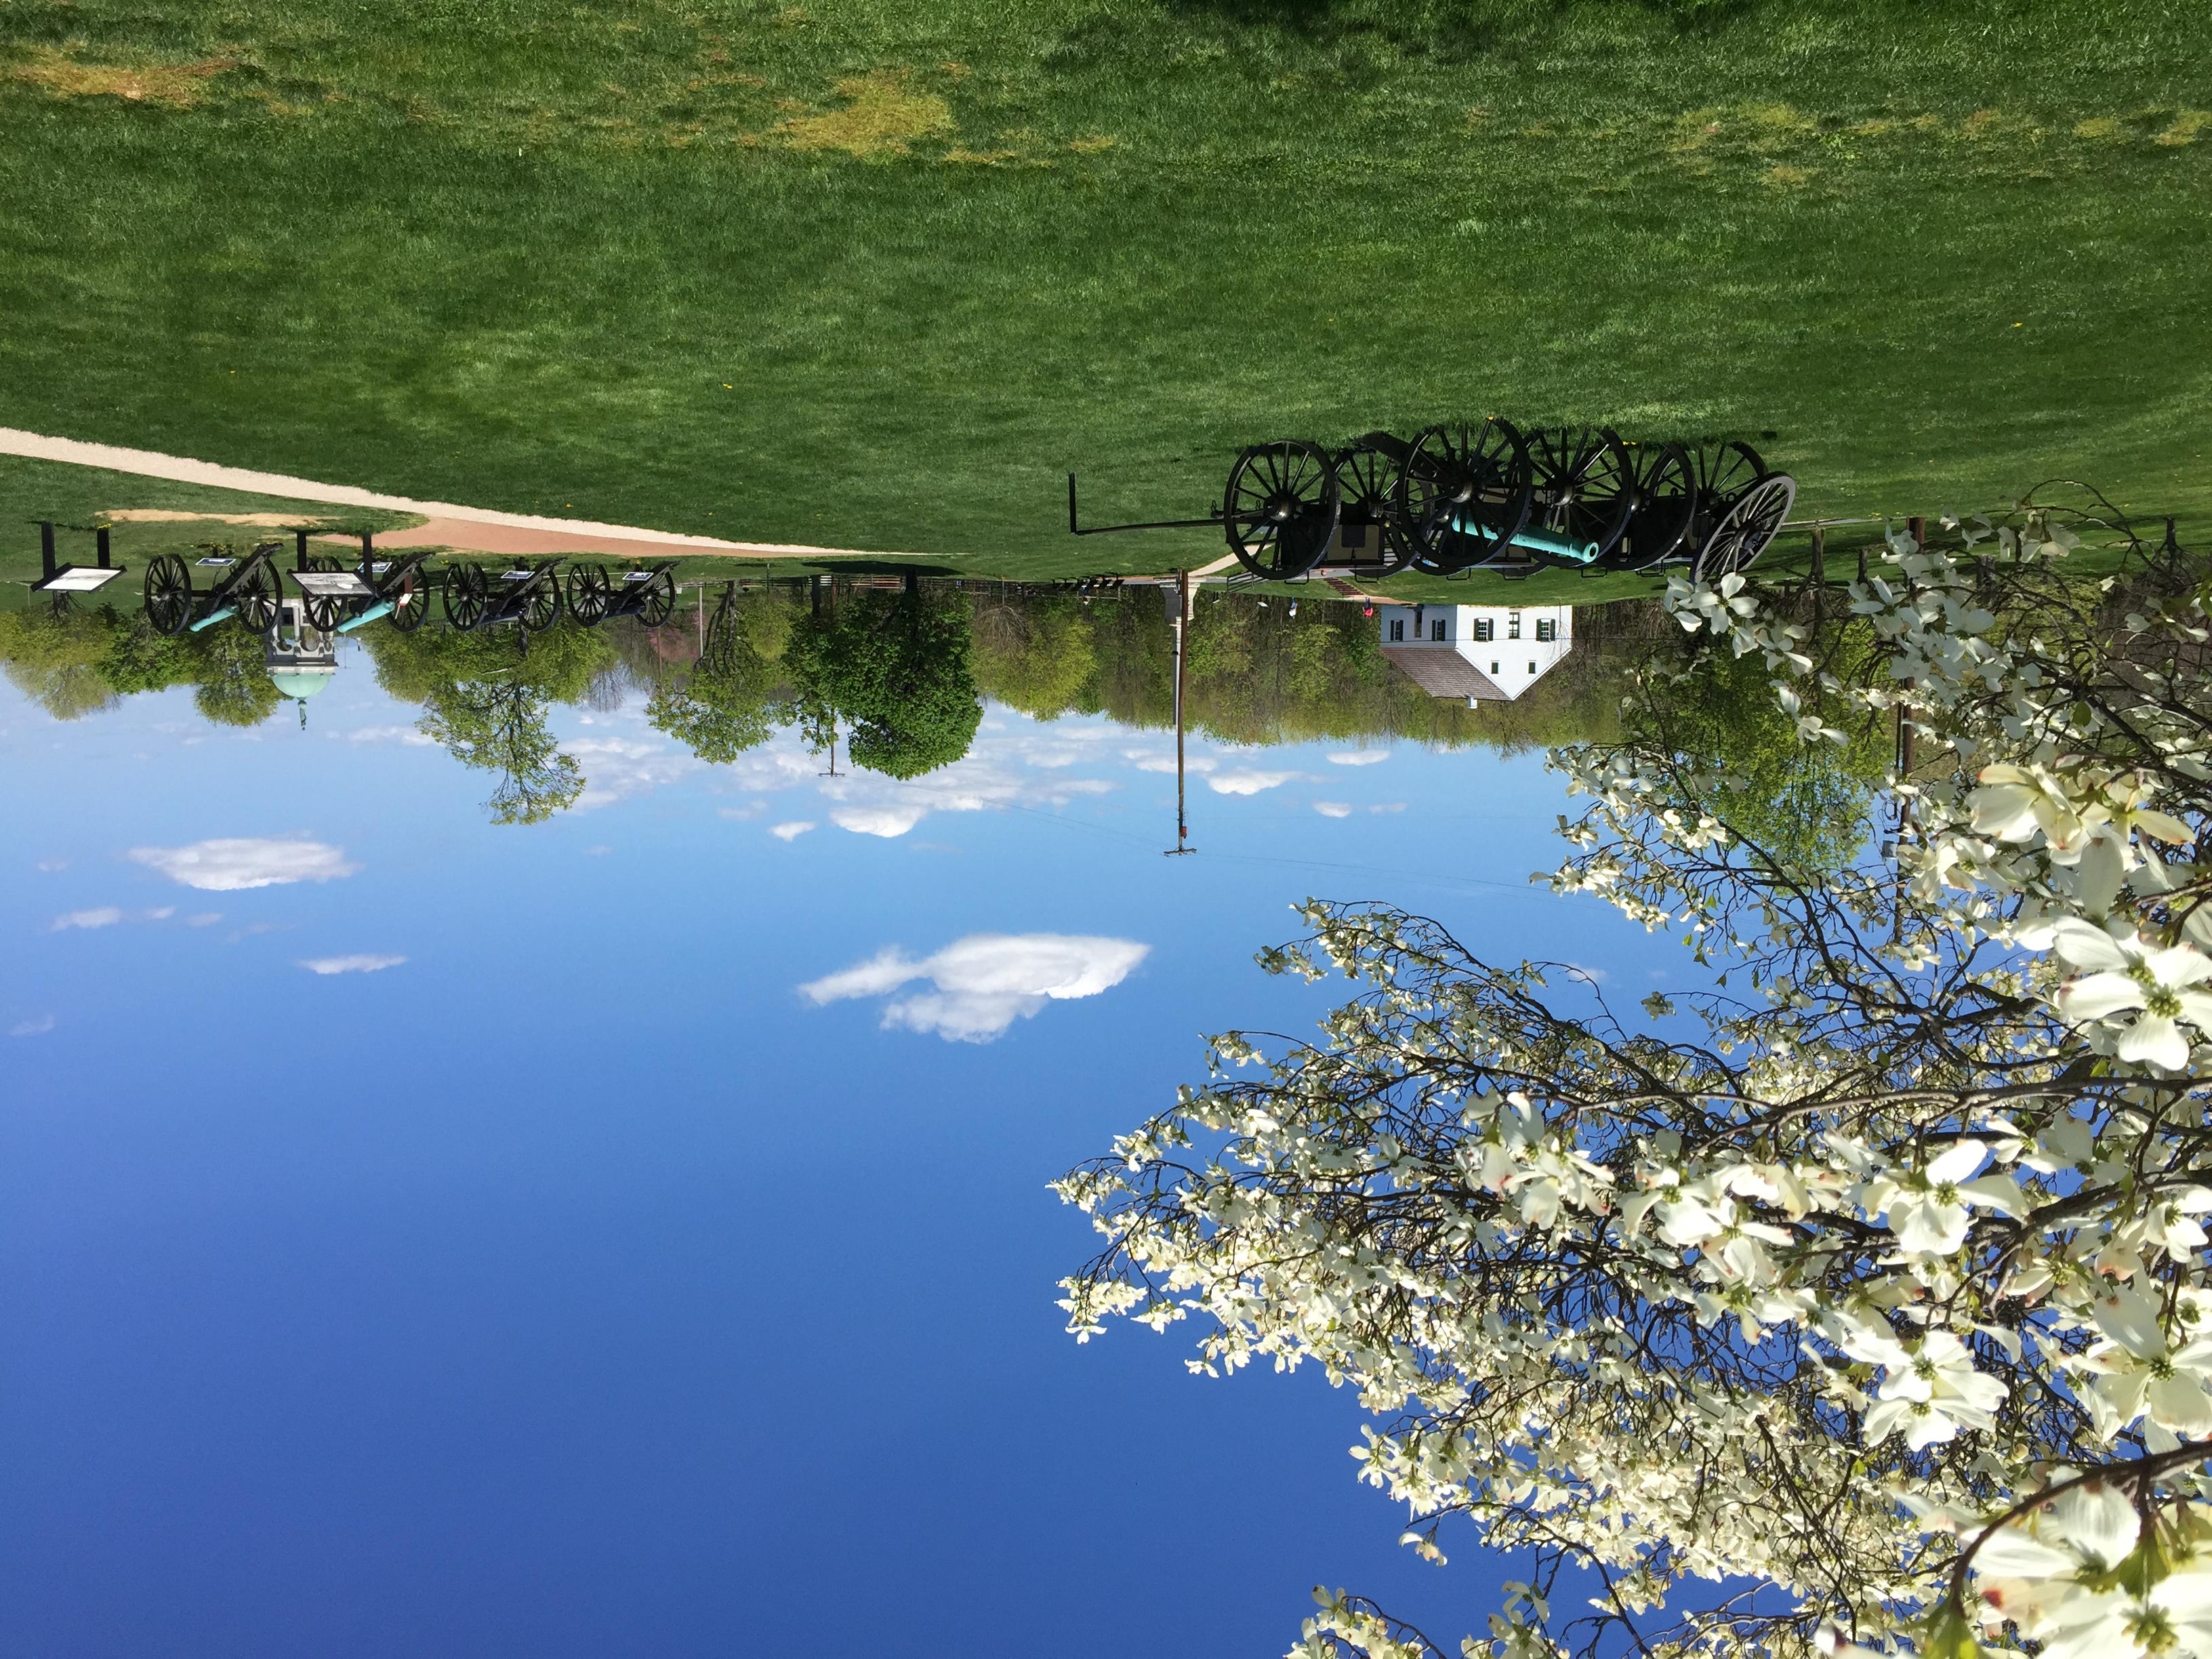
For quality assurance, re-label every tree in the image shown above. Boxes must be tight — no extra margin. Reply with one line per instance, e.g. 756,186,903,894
972,590,1098,719
364,622,609,824
417,676,583,825
1059,517,2212,1659
0,603,125,720
645,585,802,763
787,583,981,779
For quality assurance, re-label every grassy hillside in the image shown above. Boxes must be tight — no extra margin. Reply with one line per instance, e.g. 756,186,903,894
2,0,2207,573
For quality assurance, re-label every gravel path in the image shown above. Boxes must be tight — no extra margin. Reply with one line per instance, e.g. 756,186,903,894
0,426,901,560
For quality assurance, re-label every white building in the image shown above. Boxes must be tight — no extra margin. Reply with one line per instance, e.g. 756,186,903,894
1376,603,1572,704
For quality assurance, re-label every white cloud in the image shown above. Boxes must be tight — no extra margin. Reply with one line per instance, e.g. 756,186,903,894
1312,802,1354,819
1129,751,1216,775
9,1014,56,1038
566,737,701,811
583,844,614,856
1207,769,1300,796
298,954,407,976
186,912,223,927
130,838,359,891
35,859,66,872
52,907,122,931
800,933,1149,1043
1370,802,1408,814
337,724,435,746
1328,750,1391,766
146,907,175,921
771,821,817,841
833,805,928,839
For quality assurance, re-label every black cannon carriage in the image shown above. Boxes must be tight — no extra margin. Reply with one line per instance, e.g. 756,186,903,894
443,557,565,634
289,532,437,635
1071,414,1797,586
565,560,678,628
142,540,287,636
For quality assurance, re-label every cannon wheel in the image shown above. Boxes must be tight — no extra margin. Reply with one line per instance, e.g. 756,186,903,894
1692,472,1797,583
234,560,283,632
1332,438,1417,575
567,564,613,626
1400,417,1532,575
635,568,676,628
1224,441,1340,581
144,554,194,636
520,572,563,633
444,562,490,630
1692,440,1766,513
301,590,351,632
1531,426,1636,563
390,567,430,633
1616,443,1698,570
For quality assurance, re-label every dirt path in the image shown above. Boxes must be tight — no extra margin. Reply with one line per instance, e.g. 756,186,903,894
0,427,905,561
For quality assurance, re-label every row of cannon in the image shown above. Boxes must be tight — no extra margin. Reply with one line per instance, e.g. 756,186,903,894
136,535,679,638
1221,421,1797,583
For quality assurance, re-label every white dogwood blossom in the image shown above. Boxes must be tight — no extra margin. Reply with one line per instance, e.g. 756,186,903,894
1059,515,2212,1659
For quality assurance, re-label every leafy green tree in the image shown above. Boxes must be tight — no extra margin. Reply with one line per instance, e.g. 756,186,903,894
362,619,611,823
418,678,584,825
647,590,789,762
0,603,126,720
971,592,1097,718
787,584,981,779
1637,634,1887,877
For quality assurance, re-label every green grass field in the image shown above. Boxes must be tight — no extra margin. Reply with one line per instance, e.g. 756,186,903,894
2,0,2207,579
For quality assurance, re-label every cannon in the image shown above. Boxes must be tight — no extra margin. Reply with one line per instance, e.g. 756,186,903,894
142,541,285,637
565,560,678,628
1069,417,1796,583
443,558,565,634
290,533,437,635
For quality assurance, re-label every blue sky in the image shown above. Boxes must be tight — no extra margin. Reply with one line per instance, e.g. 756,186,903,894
1,647,1683,1658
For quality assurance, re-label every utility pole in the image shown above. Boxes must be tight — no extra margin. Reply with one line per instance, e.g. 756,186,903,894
1166,568,1195,857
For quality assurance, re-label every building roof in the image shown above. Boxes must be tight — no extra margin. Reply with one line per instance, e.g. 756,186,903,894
1381,647,1510,702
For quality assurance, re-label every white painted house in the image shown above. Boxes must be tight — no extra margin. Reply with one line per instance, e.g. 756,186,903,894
1376,604,1573,704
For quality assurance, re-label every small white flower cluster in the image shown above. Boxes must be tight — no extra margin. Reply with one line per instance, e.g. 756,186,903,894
1059,520,2212,1659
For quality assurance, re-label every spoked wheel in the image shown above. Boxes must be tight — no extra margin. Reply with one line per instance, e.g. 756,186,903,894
1691,440,1767,516
1224,441,1340,580
144,554,194,636
1331,436,1416,575
1399,417,1533,574
635,568,676,628
566,564,613,627
519,573,563,634
300,553,348,574
444,562,490,630
301,591,352,632
1529,426,1635,565
234,560,283,631
1692,473,1797,583
1616,443,1699,570
389,568,430,633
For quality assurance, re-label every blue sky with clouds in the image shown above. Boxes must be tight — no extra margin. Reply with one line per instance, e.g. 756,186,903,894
1,645,1683,1657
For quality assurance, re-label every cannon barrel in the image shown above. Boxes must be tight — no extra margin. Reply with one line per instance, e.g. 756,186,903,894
188,605,237,632
1448,514,1599,565
335,600,395,634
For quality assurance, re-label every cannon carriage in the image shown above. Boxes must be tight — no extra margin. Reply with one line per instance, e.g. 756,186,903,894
1215,424,1795,583
565,560,677,628
443,558,565,634
142,541,287,636
1067,412,1799,585
290,533,437,635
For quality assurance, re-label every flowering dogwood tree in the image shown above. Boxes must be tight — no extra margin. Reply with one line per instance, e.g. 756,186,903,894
1057,516,2212,1659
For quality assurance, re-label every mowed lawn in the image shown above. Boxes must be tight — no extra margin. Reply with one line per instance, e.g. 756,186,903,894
1,0,2208,575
